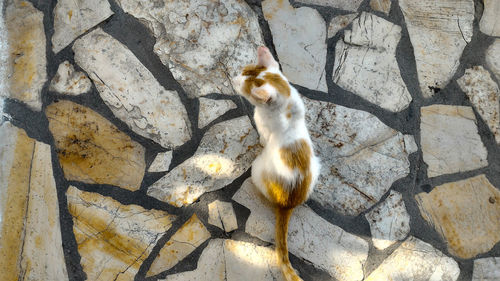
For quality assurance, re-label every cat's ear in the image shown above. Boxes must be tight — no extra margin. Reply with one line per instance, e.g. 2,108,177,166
250,87,271,104
257,46,279,69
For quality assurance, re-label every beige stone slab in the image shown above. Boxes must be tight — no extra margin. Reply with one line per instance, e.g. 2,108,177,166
147,214,211,277
472,257,500,281
296,0,363,11
365,237,460,281
4,0,46,111
486,39,500,82
208,200,238,232
46,100,146,191
370,0,392,14
328,13,357,38
421,105,488,177
198,98,237,129
148,151,173,173
67,186,176,280
415,175,500,259
0,122,68,281
480,0,500,37
49,61,92,95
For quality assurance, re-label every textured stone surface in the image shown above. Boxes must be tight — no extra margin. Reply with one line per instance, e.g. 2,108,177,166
46,100,146,191
421,105,488,177
161,239,285,281
263,0,327,91
370,0,391,14
233,179,369,281
67,186,176,281
333,12,411,112
0,123,68,281
415,175,500,259
365,191,410,250
328,13,357,38
296,0,363,12
472,257,500,281
198,98,237,128
457,66,500,144
147,214,210,277
480,0,500,37
149,151,173,173
49,61,92,95
4,0,46,111
486,39,500,82
148,116,261,207
74,28,191,149
116,0,263,98
52,0,113,53
208,200,238,232
399,0,474,97
304,97,417,216
365,237,460,281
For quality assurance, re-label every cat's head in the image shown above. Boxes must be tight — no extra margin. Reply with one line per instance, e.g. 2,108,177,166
232,46,291,107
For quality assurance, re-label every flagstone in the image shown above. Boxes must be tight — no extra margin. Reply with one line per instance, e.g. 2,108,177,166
149,151,173,173
486,39,500,82
327,13,357,38
370,0,392,15
198,98,237,129
116,0,264,98
415,175,500,259
147,116,260,207
296,0,363,12
480,0,500,37
208,200,238,232
399,0,474,97
304,97,417,216
73,28,191,149
263,0,327,91
233,179,368,281
420,105,488,177
472,257,500,281
4,0,46,111
46,100,146,191
333,12,411,112
49,61,92,95
52,0,113,53
66,186,176,281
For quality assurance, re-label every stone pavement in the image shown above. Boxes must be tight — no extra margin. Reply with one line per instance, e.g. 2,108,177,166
0,0,499,280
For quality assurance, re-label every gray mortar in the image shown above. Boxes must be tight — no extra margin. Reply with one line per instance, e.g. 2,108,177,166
2,0,499,280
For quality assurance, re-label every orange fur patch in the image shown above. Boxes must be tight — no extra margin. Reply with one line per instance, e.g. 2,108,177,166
242,64,266,77
264,73,290,97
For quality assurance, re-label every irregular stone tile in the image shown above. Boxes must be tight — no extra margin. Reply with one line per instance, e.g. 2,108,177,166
365,191,410,250
208,200,238,232
327,13,358,39
49,61,92,95
73,28,191,149
365,237,460,281
67,186,177,281
147,116,261,207
233,179,369,281
198,98,237,128
370,0,392,14
149,151,173,173
333,12,411,112
480,0,500,37
415,175,500,259
161,239,285,281
4,0,46,111
116,0,264,98
147,214,211,277
295,0,363,11
399,0,474,97
472,257,500,281
304,97,417,216
457,66,500,144
421,105,488,177
52,0,113,53
0,1,7,108
0,122,69,281
486,39,500,82
46,100,146,191
263,0,327,91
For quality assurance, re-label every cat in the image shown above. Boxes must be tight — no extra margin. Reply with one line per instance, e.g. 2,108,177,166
232,46,320,281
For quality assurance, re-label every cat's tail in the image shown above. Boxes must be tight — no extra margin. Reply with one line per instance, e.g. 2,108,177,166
276,207,303,281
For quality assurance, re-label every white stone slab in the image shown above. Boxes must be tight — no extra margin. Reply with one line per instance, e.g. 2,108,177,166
149,151,173,173
296,0,363,12
49,61,92,95
370,0,392,15
263,0,327,91
328,13,358,38
421,105,488,177
198,98,237,128
486,39,500,81
480,0,500,37
365,190,410,250
472,257,500,281
333,12,411,112
73,28,191,149
233,179,369,281
148,116,261,207
52,0,113,53
116,0,264,98
399,0,474,97
208,200,238,232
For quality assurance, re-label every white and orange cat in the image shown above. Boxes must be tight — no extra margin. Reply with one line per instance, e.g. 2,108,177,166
232,46,320,281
